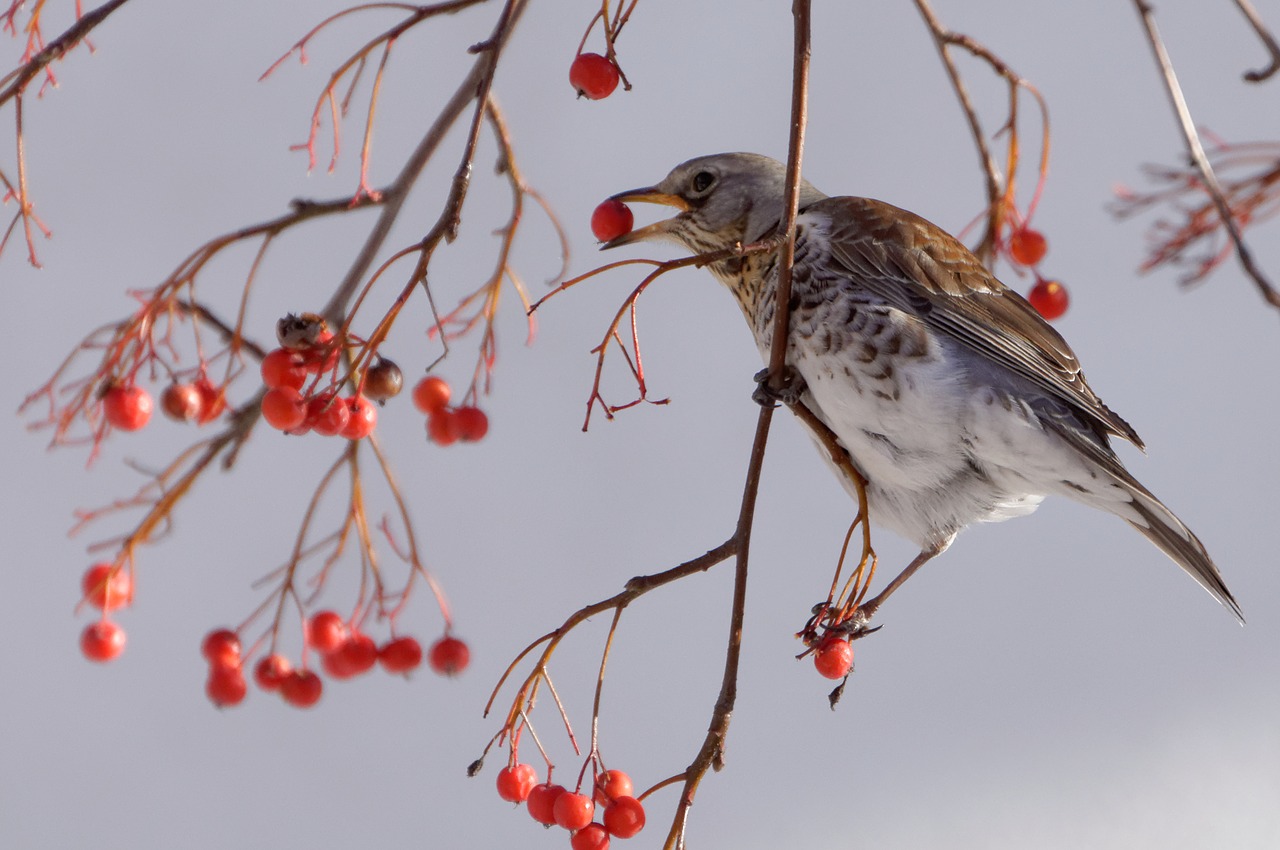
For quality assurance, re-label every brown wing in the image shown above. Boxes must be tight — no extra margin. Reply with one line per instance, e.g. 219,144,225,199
812,196,1144,449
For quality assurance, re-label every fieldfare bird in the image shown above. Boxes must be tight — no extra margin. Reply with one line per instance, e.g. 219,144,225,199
603,152,1241,624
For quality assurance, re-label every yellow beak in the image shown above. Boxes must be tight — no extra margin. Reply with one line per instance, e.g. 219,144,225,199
600,188,689,249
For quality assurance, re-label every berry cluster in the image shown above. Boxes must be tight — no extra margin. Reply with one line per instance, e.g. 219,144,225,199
102,374,229,433
1004,226,1070,321
78,563,133,662
497,764,646,849
413,376,489,445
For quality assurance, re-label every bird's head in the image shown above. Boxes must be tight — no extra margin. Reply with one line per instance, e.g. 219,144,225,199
601,152,827,254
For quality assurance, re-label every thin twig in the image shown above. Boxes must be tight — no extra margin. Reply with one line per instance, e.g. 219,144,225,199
1232,0,1280,82
1131,0,1280,309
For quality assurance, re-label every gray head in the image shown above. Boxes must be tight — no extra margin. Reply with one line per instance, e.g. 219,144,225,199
601,152,827,254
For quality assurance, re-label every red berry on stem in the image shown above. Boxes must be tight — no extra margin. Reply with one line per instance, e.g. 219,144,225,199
496,763,539,803
553,792,596,831
306,393,350,437
426,408,458,446
412,375,452,413
261,348,308,391
194,378,227,424
378,636,423,675
334,632,378,677
340,395,377,440
202,628,242,668
813,635,853,680
261,387,307,431
281,669,323,708
453,406,489,442
81,621,126,662
571,823,611,850
428,636,470,676
528,783,566,825
103,384,153,431
206,665,248,707
1028,278,1070,321
591,199,634,243
254,654,292,691
1009,227,1048,266
593,770,633,806
306,610,347,654
569,53,620,100
161,383,204,423
81,562,132,611
603,796,646,838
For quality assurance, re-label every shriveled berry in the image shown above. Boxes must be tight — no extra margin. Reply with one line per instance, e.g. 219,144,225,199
378,636,423,675
496,763,539,803
1009,227,1048,266
81,620,127,662
81,562,132,612
569,53,620,100
527,783,566,825
813,635,853,680
254,653,292,691
363,358,403,402
102,384,153,431
553,792,596,831
591,199,634,242
412,375,451,413
206,665,248,707
280,669,323,708
1028,278,1070,321
427,636,470,676
161,383,204,423
603,796,645,838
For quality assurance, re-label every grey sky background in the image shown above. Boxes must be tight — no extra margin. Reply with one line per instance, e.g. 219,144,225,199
3,2,1278,848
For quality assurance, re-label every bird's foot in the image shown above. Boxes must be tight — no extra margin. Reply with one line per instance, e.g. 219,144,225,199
752,366,807,408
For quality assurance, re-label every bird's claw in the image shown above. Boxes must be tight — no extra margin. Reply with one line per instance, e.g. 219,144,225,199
752,366,807,407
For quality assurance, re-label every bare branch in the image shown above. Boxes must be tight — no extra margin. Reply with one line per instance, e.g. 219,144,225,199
1232,0,1280,82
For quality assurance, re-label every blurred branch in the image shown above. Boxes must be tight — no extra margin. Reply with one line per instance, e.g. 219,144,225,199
1131,0,1280,310
1232,0,1280,82
0,0,133,106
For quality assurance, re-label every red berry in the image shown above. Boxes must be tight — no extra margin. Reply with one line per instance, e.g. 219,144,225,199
81,562,132,612
340,395,377,440
202,628,242,668
553,792,596,831
306,610,347,654
528,783,566,826
1028,278,1070,321
363,358,403,402
261,348,308,391
261,386,307,430
412,375,451,413
426,408,459,446
593,770,633,806
161,383,204,423
1009,227,1048,266
427,636,470,676
591,199,634,243
102,384,153,431
603,796,646,838
378,636,423,675
254,653,292,691
569,53,620,100
280,669,323,708
571,823,611,850
813,635,853,680
453,405,489,442
81,620,126,662
496,763,539,803
333,632,378,677
306,393,350,437
194,378,227,424
206,665,248,707
301,337,340,375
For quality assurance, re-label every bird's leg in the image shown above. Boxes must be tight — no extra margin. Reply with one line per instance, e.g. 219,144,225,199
844,543,945,634
752,365,807,407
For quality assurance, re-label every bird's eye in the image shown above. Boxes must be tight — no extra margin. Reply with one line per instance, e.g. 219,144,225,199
691,171,716,194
